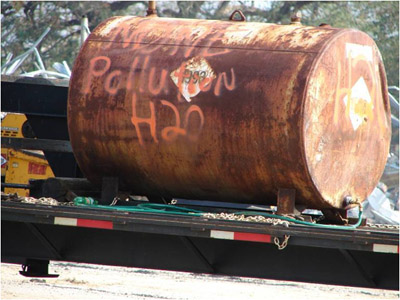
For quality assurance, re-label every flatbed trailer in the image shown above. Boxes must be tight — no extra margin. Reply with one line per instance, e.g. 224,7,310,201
2,199,399,290
1,75,399,290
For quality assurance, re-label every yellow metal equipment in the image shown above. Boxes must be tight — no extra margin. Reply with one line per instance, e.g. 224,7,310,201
3,149,54,196
1,113,54,195
1,113,25,138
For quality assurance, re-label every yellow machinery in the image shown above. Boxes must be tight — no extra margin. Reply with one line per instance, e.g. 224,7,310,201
1,113,54,196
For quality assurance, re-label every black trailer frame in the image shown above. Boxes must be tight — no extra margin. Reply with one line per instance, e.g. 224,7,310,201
1,75,399,290
2,200,399,290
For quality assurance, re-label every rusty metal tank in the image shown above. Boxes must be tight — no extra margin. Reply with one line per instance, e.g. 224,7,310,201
68,15,391,210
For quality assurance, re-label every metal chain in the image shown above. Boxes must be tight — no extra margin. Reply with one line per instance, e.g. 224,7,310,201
202,212,292,227
203,212,399,230
365,222,400,230
22,196,59,206
273,235,290,250
1,192,74,206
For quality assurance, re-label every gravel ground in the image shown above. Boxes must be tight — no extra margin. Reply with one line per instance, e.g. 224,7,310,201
1,262,399,300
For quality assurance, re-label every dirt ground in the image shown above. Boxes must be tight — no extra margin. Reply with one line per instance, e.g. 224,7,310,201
1,262,398,300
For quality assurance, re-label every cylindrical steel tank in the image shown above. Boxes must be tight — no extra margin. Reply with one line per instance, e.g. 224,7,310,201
68,16,391,209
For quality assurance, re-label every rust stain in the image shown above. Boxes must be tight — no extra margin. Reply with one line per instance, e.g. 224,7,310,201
221,23,264,45
96,16,135,37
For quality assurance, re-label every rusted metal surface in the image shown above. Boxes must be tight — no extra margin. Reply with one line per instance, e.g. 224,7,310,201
303,31,391,208
68,16,391,210
290,12,302,25
146,1,157,16
277,189,296,215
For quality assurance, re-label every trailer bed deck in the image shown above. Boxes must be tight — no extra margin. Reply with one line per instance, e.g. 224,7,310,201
2,200,398,290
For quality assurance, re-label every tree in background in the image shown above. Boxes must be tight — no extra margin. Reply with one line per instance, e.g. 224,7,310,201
1,1,399,87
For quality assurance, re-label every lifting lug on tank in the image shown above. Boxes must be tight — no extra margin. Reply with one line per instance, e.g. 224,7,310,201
229,10,246,22
146,1,157,17
290,11,302,25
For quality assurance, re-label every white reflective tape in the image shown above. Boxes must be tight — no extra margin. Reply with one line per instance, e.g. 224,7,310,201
54,217,77,227
210,230,234,240
373,244,398,254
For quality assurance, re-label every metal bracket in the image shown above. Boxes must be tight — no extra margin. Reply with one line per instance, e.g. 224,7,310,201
321,208,349,225
19,259,59,278
277,188,296,215
101,177,119,205
321,208,367,226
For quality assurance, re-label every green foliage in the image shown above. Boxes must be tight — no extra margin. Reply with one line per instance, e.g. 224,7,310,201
300,1,399,87
1,1,146,72
1,1,398,86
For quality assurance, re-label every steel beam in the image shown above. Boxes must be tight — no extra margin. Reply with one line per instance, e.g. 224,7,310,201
2,137,72,153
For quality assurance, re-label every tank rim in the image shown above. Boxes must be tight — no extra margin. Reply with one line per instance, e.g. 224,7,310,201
299,28,391,209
